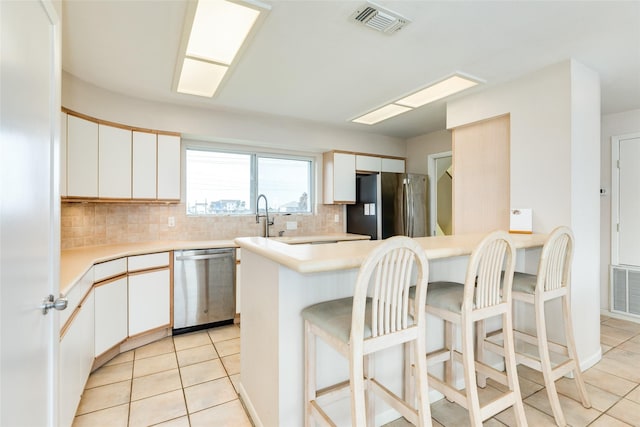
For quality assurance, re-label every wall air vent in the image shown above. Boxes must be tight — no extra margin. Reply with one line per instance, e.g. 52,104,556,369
350,1,410,34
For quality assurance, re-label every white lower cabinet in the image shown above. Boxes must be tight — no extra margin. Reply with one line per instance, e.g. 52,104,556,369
59,291,95,427
94,276,128,356
128,268,170,336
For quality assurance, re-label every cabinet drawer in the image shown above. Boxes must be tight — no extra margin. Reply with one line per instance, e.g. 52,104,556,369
94,258,127,283
128,252,170,272
60,267,93,329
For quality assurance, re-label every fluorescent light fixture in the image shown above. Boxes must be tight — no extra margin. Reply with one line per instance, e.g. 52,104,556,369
187,0,260,65
352,104,411,125
396,74,479,108
177,58,228,97
351,72,482,125
175,0,269,98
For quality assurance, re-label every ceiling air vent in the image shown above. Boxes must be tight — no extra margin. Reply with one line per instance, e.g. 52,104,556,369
350,1,410,34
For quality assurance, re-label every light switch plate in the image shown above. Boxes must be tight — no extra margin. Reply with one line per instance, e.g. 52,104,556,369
286,221,297,230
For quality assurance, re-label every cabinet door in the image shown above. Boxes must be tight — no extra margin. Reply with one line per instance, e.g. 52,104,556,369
132,131,157,199
356,155,381,172
59,291,95,427
381,158,405,173
99,124,132,199
67,115,98,197
95,277,128,356
157,134,180,200
60,112,67,197
333,152,355,203
128,269,170,336
324,152,355,204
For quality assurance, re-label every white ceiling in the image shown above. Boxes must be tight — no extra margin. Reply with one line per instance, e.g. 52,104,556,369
62,0,640,140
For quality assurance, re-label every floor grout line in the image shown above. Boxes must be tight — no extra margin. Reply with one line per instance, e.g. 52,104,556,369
74,321,640,427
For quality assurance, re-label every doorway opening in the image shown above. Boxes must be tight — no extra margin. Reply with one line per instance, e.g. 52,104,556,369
427,151,452,236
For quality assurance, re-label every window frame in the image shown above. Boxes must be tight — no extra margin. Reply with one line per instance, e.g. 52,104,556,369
184,143,315,216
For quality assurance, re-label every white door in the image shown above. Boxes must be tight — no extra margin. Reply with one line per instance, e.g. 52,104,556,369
1,1,61,426
615,134,640,265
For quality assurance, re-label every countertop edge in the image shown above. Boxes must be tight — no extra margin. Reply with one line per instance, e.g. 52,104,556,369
235,233,549,274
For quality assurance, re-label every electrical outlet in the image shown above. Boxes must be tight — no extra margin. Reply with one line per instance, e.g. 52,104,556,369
168,216,175,227
286,221,297,230
334,214,340,222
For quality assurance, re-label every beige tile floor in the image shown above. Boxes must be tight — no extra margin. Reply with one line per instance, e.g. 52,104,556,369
74,316,640,426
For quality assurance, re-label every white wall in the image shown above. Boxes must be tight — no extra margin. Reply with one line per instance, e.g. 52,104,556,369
62,72,405,157
405,129,452,174
600,109,640,310
446,60,601,369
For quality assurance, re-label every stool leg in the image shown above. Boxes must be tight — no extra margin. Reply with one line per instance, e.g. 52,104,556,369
536,299,566,427
404,341,414,405
304,321,315,427
444,320,455,402
461,317,482,427
503,310,527,426
350,346,367,426
365,353,375,427
562,293,592,409
414,332,432,427
476,319,487,388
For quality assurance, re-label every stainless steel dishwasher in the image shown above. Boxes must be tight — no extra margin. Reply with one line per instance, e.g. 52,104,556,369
173,248,235,334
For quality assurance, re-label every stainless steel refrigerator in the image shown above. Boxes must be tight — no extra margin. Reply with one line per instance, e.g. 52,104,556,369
346,173,429,239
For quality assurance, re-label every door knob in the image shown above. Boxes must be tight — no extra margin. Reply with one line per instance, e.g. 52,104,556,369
41,294,68,315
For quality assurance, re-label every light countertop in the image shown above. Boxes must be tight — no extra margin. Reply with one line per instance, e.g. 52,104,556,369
234,233,548,274
60,233,370,295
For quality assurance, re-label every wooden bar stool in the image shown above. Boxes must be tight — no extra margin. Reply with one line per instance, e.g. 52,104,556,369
423,231,527,427
302,236,432,427
482,226,590,426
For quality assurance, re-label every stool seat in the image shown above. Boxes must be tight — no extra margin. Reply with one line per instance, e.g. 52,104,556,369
512,272,537,294
302,297,376,344
410,282,464,313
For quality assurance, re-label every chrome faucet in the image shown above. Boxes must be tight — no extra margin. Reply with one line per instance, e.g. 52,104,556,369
256,194,274,237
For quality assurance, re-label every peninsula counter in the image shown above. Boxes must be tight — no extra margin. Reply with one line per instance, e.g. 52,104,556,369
234,233,547,427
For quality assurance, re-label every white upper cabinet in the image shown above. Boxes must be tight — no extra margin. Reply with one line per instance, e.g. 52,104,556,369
356,155,381,172
323,151,355,204
67,115,98,198
63,111,182,202
381,157,405,173
157,134,181,200
60,112,68,197
132,131,157,199
98,124,132,199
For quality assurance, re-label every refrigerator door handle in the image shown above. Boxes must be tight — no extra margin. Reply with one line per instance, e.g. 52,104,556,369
403,180,409,236
408,181,415,237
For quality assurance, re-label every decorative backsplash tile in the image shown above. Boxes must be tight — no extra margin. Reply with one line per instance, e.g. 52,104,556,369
61,202,344,249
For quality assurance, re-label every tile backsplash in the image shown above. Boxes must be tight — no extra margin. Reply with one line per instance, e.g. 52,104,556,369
61,202,344,250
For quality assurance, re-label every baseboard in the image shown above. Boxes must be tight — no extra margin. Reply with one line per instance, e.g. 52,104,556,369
600,308,640,324
238,382,263,427
580,347,603,372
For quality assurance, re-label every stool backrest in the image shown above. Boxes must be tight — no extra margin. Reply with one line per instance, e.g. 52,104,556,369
465,231,516,310
352,236,429,340
537,226,574,293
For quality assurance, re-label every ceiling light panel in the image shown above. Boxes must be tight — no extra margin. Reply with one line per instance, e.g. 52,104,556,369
177,58,228,97
396,75,479,108
352,104,412,125
187,0,260,65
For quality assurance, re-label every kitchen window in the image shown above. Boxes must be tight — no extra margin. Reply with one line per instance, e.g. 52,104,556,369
185,148,313,215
